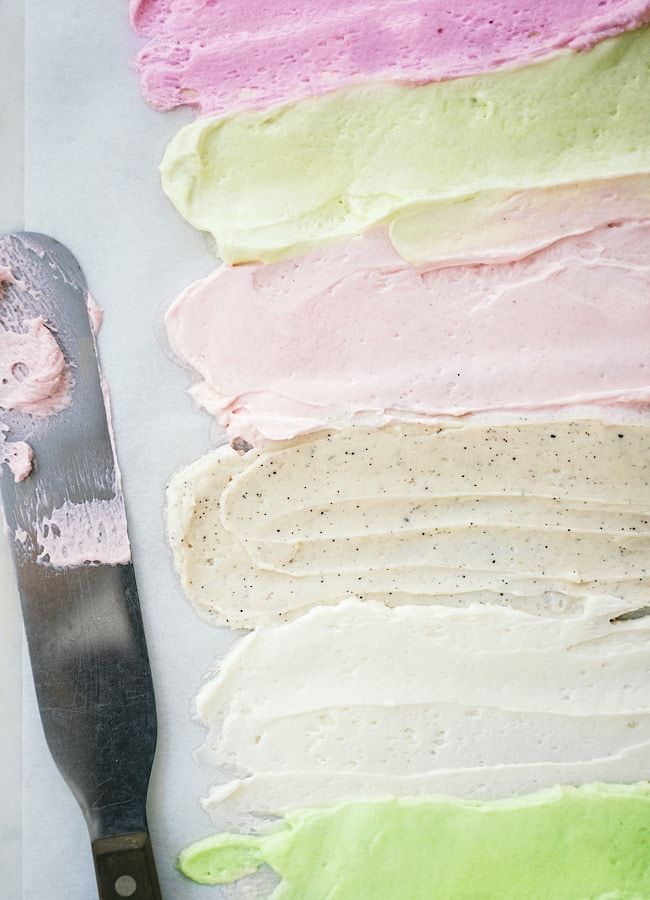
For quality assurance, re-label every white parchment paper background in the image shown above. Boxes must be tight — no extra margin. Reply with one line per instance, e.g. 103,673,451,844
4,2,241,896
0,3,25,896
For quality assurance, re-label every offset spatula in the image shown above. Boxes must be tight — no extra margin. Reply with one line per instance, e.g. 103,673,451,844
0,233,161,899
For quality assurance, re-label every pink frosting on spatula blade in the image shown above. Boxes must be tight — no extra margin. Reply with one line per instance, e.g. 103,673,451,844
0,424,33,482
0,272,69,416
22,497,131,567
167,218,650,445
0,318,69,416
86,294,103,336
130,0,650,115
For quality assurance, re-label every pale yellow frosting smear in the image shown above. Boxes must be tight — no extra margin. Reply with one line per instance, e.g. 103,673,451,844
167,420,650,629
160,28,650,262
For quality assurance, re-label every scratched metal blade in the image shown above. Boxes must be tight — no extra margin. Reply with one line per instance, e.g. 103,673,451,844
0,233,157,841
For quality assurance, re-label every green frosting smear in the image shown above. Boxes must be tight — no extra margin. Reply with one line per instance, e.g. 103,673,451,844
161,28,650,264
178,783,650,898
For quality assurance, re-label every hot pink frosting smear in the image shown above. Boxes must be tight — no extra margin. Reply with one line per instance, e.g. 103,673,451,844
167,218,650,444
130,0,650,115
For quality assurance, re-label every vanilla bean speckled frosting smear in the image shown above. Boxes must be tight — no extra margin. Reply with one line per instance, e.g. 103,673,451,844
167,420,650,628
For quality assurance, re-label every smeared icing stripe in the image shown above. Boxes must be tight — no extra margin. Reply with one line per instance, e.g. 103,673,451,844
179,784,650,898
160,28,650,262
131,0,650,115
166,214,650,445
167,420,650,629
195,599,650,826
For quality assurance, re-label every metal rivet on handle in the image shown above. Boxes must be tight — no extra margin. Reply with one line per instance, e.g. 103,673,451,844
114,875,137,897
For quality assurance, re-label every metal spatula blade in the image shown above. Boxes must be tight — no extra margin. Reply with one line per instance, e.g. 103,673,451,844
0,233,161,899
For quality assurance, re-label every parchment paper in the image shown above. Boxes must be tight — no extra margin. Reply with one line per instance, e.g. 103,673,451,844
17,2,239,896
0,2,25,897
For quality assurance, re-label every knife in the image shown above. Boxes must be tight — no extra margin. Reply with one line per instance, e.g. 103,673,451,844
0,233,161,899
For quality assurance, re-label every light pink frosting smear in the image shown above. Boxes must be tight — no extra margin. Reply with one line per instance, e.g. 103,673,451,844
167,218,650,444
130,0,650,115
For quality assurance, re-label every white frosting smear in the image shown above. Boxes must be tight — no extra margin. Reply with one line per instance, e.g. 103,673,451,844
167,420,650,629
198,598,650,826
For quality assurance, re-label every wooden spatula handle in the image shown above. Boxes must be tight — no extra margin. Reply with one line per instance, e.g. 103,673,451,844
93,832,162,900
